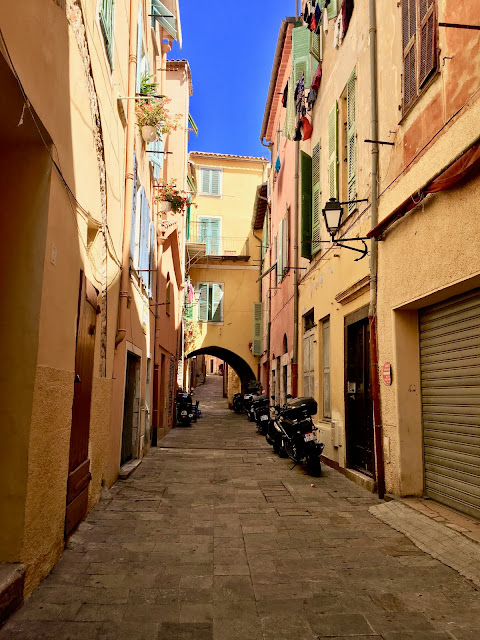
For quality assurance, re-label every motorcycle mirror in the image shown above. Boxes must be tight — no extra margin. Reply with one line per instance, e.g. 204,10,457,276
286,394,293,399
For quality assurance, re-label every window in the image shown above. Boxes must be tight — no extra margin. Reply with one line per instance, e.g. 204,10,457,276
292,26,312,88
328,102,338,201
339,70,357,216
200,168,222,196
322,318,331,419
402,0,437,113
300,151,312,260
197,283,224,322
198,217,221,255
165,274,172,315
262,215,268,260
99,0,115,68
303,310,315,398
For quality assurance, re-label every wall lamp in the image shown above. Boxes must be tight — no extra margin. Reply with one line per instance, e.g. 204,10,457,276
322,197,370,261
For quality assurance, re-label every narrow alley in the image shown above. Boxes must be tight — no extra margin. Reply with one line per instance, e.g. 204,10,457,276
1,375,479,640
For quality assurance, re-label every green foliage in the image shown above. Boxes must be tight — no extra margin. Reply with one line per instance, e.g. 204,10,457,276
140,71,158,96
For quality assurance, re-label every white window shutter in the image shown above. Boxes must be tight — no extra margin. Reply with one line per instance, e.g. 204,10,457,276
197,283,208,322
211,283,223,322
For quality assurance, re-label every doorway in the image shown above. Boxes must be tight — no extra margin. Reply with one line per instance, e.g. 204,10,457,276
65,273,97,537
121,352,141,466
345,309,374,476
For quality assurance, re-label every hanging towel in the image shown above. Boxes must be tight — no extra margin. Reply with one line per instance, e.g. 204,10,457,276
301,117,313,141
311,63,322,91
307,88,318,109
310,11,318,32
275,156,281,173
323,7,329,33
333,11,343,48
315,4,321,22
282,74,296,140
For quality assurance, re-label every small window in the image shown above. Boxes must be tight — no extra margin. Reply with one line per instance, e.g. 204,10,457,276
304,310,315,333
99,0,115,68
197,282,224,323
199,168,222,196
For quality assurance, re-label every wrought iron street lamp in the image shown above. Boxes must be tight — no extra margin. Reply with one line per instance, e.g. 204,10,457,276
321,197,370,261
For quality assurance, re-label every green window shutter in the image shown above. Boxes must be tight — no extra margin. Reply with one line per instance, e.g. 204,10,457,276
100,0,115,67
197,282,208,322
211,169,221,195
149,136,164,179
312,142,321,256
252,302,263,356
199,217,220,255
211,283,223,322
201,169,210,193
278,220,283,283
327,0,338,19
300,151,313,260
283,213,289,273
346,70,357,214
310,31,321,62
292,26,311,87
328,102,338,199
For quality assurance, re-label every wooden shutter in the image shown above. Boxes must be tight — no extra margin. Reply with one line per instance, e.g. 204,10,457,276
346,70,357,214
328,102,338,199
100,0,114,67
300,151,313,260
139,192,150,281
402,0,417,110
292,25,311,88
312,142,321,256
278,219,283,283
419,0,436,86
252,303,263,356
310,31,321,62
148,221,155,297
197,283,208,322
211,283,223,322
283,212,289,274
211,169,221,195
135,5,143,92
130,153,137,260
149,137,164,180
327,0,338,19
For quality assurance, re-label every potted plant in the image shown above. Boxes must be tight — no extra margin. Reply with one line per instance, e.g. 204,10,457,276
155,180,192,214
135,95,181,142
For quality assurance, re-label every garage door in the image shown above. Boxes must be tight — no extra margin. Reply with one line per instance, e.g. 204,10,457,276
420,288,480,520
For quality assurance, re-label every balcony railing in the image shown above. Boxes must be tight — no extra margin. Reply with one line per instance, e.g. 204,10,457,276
186,221,250,258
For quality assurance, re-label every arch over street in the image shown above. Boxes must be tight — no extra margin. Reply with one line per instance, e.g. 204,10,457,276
186,346,257,391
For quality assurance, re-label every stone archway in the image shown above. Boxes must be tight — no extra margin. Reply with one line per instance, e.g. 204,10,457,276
186,346,257,393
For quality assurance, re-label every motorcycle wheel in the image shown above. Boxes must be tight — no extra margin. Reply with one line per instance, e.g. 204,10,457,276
285,440,301,464
306,453,322,477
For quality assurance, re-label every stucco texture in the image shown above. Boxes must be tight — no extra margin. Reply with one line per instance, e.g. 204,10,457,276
21,365,74,595
88,377,114,511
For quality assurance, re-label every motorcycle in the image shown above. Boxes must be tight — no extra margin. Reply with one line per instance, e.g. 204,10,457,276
251,395,270,434
232,392,244,413
243,393,255,421
273,397,324,476
175,391,195,427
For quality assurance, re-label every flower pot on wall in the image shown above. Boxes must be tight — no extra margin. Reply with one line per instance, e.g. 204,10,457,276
159,201,173,213
141,125,157,142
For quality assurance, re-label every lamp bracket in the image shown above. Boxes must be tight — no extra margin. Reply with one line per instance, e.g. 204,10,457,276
337,199,369,205
333,238,370,261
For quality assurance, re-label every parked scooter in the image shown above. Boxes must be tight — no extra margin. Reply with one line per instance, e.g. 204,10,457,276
251,395,270,434
244,393,255,421
273,397,324,476
232,392,244,413
175,391,195,427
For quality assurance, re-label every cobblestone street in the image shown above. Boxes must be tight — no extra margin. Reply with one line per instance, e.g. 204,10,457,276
2,375,480,640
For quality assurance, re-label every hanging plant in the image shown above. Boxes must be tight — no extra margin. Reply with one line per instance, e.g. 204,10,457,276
135,96,181,139
155,180,195,214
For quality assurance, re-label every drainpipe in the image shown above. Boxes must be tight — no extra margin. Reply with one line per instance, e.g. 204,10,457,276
291,3,300,399
115,0,138,347
368,0,385,499
260,139,273,395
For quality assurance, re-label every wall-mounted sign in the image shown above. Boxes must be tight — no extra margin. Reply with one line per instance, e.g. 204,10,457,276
382,362,392,386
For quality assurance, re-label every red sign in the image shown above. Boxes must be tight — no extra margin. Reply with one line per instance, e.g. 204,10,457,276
382,362,392,386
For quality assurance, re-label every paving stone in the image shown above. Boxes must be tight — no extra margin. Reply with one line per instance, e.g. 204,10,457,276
3,375,480,640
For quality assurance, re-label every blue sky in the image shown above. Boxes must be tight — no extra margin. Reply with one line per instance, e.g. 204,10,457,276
170,0,297,158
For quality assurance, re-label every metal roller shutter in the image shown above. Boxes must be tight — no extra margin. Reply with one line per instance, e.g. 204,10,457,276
420,288,480,520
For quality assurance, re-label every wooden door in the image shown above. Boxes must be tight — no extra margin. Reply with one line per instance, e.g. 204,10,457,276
345,317,375,475
65,273,97,537
121,352,140,465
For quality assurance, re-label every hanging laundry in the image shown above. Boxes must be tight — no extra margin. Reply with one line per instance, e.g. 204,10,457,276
323,7,329,33
301,117,313,141
333,11,343,48
282,73,296,140
310,11,318,32
304,3,309,21
275,156,281,173
295,73,305,115
307,88,318,109
311,63,322,92
341,0,354,39
315,3,321,22
282,82,288,108
312,0,316,6
187,283,194,304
